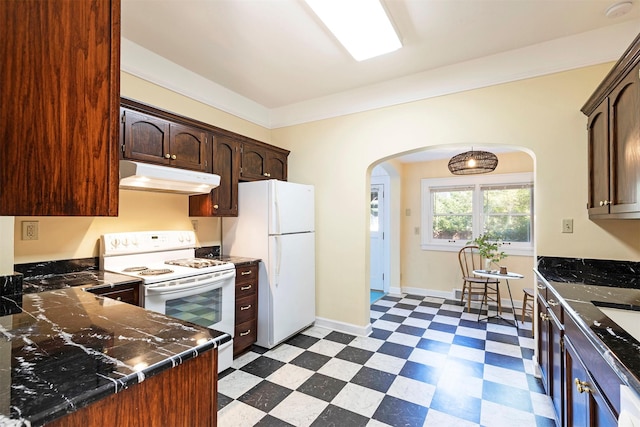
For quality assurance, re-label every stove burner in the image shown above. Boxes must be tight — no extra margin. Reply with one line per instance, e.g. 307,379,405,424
165,258,229,269
138,268,174,276
122,266,149,272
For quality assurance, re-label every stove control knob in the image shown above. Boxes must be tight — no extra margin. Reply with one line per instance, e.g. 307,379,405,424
178,234,184,243
185,233,192,243
122,238,129,247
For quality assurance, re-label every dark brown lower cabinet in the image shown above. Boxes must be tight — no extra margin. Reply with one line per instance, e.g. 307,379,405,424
46,349,217,427
564,337,617,427
537,289,564,426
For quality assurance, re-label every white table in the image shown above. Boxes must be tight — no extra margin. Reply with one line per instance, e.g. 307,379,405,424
472,270,524,329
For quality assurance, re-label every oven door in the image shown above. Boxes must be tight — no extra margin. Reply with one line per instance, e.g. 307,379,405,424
143,269,235,336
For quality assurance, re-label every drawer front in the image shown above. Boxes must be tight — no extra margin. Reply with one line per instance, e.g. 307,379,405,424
236,264,258,284
88,286,139,306
235,279,257,299
236,294,257,324
234,318,257,355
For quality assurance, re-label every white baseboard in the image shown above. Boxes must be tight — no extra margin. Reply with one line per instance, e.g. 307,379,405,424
314,316,373,337
400,286,454,300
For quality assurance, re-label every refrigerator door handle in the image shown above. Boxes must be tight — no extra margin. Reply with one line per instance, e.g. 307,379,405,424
275,235,281,283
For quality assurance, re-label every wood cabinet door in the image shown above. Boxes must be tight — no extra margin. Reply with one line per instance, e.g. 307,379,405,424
587,100,610,216
267,151,288,181
188,135,239,216
564,337,617,427
241,143,269,180
0,0,120,216
169,124,210,172
549,310,564,426
609,65,640,215
213,136,240,215
122,109,171,166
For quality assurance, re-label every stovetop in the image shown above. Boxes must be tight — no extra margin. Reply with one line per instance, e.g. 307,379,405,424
100,231,235,284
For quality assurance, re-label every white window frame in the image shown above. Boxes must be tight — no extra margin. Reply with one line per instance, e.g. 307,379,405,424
421,172,534,256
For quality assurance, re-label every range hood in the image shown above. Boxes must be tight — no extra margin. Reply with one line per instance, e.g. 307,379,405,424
119,160,220,195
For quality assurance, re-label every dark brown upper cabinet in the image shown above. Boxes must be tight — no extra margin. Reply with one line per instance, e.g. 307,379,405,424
190,135,241,217
582,33,640,219
121,108,211,173
0,0,120,216
240,142,289,181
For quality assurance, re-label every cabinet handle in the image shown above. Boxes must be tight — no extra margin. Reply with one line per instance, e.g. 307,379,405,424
240,305,252,311
239,330,251,337
241,271,252,276
240,285,252,290
537,284,546,290
171,154,177,160
575,378,591,394
165,153,171,159
539,312,549,321
548,299,559,307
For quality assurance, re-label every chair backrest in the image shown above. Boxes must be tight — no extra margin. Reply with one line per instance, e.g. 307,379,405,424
458,245,483,278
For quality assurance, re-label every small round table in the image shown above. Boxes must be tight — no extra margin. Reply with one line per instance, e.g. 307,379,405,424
472,270,524,330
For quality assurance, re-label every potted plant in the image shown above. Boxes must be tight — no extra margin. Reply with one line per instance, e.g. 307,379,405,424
468,233,507,271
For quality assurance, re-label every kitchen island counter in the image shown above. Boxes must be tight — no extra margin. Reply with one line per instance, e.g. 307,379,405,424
0,287,229,426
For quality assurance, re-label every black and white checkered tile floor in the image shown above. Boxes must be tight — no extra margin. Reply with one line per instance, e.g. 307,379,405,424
217,294,557,426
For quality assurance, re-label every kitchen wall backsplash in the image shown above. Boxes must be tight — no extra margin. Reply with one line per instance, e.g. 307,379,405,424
537,256,640,288
14,257,99,278
195,245,221,258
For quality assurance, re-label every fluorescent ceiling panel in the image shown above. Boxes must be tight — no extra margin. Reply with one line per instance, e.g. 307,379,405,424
304,0,402,61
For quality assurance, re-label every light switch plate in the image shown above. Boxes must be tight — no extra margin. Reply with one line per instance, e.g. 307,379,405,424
562,218,573,233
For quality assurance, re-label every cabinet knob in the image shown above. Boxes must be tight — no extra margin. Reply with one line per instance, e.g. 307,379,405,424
263,173,271,177
537,284,546,290
574,378,591,394
116,296,122,301
171,154,177,160
213,205,219,209
539,312,549,321
165,153,171,159
548,299,559,307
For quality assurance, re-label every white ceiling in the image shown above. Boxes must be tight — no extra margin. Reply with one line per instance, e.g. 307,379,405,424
120,0,640,160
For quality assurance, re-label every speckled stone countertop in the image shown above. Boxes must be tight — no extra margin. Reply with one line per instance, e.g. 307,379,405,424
0,286,230,426
21,270,141,294
535,270,640,396
218,256,260,267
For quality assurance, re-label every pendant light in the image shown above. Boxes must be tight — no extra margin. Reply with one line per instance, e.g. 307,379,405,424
448,149,498,175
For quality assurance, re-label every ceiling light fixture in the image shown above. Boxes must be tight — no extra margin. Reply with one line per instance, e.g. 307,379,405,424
448,149,499,175
304,0,402,61
605,1,633,18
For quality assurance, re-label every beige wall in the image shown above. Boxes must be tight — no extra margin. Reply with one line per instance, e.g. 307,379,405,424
272,63,640,330
399,151,535,303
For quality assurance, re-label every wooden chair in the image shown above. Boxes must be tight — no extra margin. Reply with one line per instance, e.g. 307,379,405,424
458,245,501,313
521,288,534,324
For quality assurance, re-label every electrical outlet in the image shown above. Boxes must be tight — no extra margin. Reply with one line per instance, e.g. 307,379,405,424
191,220,198,231
22,221,39,240
562,218,573,233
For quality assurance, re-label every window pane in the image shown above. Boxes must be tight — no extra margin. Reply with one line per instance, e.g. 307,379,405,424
370,188,379,232
432,189,473,240
483,187,532,242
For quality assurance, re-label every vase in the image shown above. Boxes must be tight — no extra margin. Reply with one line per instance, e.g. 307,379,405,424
484,259,492,272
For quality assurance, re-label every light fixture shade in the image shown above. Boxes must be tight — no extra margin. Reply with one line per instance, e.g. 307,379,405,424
448,150,498,175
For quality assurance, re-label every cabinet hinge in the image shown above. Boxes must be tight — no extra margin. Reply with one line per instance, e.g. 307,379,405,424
560,337,565,353
121,113,126,124
205,160,208,167
121,144,125,154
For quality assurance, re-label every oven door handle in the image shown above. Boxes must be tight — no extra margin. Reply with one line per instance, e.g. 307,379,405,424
145,271,235,295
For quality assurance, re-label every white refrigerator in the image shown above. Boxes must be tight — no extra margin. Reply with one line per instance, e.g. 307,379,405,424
222,180,315,349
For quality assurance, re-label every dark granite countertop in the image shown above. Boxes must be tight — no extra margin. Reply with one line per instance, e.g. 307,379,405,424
535,270,640,396
22,270,140,294
219,256,260,267
0,287,230,426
